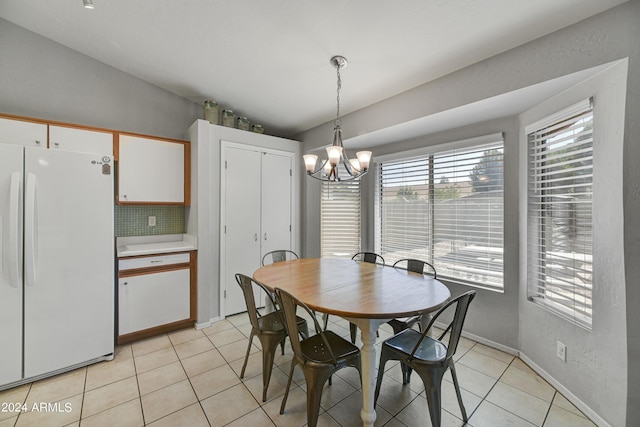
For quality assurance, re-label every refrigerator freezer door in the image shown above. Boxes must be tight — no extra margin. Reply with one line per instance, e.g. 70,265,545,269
23,148,114,378
0,143,24,385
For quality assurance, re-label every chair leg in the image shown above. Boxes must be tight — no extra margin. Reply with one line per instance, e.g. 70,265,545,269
322,313,329,330
449,362,468,421
280,360,297,414
349,322,357,344
374,350,390,407
240,331,255,379
304,370,333,427
421,368,446,427
401,362,413,384
260,335,282,402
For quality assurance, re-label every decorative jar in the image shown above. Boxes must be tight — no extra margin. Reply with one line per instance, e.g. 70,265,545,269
221,109,236,128
237,117,250,131
203,100,219,125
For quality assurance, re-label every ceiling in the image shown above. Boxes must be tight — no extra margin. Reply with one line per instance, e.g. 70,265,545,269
0,0,626,138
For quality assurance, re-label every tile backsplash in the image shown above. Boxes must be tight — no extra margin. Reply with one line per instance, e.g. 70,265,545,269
115,205,185,237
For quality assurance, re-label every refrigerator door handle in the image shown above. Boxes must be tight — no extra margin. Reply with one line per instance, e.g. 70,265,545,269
25,172,38,287
9,172,22,288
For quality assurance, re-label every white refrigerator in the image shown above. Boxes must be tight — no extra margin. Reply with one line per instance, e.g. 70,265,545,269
0,143,114,388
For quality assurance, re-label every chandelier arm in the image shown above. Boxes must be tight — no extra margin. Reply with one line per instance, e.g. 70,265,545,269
341,156,355,177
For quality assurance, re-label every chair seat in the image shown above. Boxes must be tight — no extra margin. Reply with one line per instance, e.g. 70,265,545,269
256,311,286,332
384,328,448,363
256,310,307,332
301,330,360,364
387,315,421,331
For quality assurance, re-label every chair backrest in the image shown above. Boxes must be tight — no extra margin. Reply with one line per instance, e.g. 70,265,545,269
392,258,437,278
275,287,338,364
261,249,299,266
351,251,385,265
235,273,277,331
411,291,476,361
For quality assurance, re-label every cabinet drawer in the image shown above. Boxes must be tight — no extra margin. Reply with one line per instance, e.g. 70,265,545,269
118,253,190,271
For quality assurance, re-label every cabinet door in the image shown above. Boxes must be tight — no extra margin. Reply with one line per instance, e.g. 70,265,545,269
0,117,47,148
118,269,190,335
118,134,185,204
49,125,113,155
223,146,262,316
261,152,293,256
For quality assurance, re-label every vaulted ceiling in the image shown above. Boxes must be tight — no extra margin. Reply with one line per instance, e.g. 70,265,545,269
0,0,627,137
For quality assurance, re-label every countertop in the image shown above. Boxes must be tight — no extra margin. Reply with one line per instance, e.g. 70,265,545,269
116,234,197,257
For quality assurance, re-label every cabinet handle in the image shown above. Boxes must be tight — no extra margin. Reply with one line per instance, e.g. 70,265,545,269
54,142,60,147
264,233,267,241
254,233,258,242
150,260,163,264
123,282,128,286
35,140,41,145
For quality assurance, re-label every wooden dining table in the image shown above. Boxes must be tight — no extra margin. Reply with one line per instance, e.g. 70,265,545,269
253,257,451,427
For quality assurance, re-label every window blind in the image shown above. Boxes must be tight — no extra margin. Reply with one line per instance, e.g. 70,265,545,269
527,101,593,328
321,178,361,258
375,137,504,290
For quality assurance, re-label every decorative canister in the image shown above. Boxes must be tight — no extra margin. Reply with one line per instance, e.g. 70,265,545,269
251,124,264,134
203,100,219,125
222,109,236,128
237,116,250,131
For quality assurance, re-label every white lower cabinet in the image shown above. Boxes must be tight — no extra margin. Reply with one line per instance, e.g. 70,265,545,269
118,269,190,335
117,251,196,343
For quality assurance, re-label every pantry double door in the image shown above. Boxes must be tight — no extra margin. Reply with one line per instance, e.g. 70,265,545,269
221,143,294,315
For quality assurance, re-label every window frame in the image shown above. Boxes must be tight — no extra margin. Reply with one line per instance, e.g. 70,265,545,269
374,133,505,291
525,98,594,330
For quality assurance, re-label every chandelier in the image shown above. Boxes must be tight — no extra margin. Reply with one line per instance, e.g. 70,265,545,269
303,56,372,181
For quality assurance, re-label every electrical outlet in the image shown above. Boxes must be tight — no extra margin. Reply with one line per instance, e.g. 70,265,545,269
557,341,566,362
148,216,156,227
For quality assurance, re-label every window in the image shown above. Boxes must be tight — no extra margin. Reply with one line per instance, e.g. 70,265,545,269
527,99,593,328
375,134,504,290
321,178,361,258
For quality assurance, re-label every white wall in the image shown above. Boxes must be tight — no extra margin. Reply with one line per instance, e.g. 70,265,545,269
297,2,639,425
518,61,628,426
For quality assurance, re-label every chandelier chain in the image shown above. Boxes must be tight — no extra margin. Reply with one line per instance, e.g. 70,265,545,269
335,64,341,126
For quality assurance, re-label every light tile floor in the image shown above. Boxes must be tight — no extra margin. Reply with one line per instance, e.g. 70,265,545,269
0,312,597,427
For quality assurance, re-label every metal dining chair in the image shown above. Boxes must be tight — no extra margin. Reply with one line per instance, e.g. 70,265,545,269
261,249,299,266
351,251,386,265
374,291,476,427
322,252,385,343
387,258,439,381
387,258,438,334
392,258,437,278
234,274,308,402
276,287,361,427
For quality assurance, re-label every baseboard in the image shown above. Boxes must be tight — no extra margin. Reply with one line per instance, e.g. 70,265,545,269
195,315,222,330
518,353,611,427
439,320,610,427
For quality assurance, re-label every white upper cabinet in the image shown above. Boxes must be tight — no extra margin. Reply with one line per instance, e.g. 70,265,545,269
117,134,188,205
0,117,47,148
49,125,113,155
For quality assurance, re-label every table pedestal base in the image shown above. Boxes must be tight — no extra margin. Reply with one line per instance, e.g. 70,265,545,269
346,317,390,427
